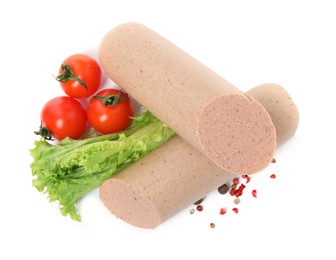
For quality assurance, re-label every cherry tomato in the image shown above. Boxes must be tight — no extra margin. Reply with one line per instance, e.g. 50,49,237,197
41,96,87,140
56,54,101,99
87,89,134,134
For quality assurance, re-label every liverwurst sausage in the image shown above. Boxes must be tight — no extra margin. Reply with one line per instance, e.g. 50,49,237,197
99,22,276,175
100,83,299,229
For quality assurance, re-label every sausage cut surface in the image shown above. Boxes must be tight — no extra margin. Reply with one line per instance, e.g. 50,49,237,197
99,23,276,174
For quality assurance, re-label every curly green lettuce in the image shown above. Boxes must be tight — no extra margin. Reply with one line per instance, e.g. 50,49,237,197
30,111,175,221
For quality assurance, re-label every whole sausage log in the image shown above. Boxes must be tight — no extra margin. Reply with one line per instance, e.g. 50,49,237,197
99,23,276,175
100,83,299,229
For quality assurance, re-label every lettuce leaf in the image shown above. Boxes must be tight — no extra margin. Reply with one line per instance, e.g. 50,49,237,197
30,111,175,221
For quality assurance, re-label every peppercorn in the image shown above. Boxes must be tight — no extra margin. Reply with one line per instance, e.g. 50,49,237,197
239,183,246,189
193,197,205,205
233,177,240,185
220,208,227,215
231,183,237,190
218,183,229,194
234,198,240,204
252,189,257,198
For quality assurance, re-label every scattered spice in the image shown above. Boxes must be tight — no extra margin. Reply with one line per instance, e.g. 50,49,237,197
220,208,227,215
218,183,229,194
194,197,205,205
190,167,278,222
271,158,276,163
232,208,239,214
252,189,257,198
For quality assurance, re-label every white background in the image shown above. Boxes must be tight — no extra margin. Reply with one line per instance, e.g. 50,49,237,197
1,0,335,259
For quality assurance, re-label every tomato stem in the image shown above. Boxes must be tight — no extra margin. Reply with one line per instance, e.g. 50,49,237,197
94,90,128,106
55,64,87,90
34,122,53,141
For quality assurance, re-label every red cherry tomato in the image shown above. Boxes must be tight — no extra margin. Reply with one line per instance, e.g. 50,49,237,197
87,89,134,134
41,96,87,140
56,54,101,99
